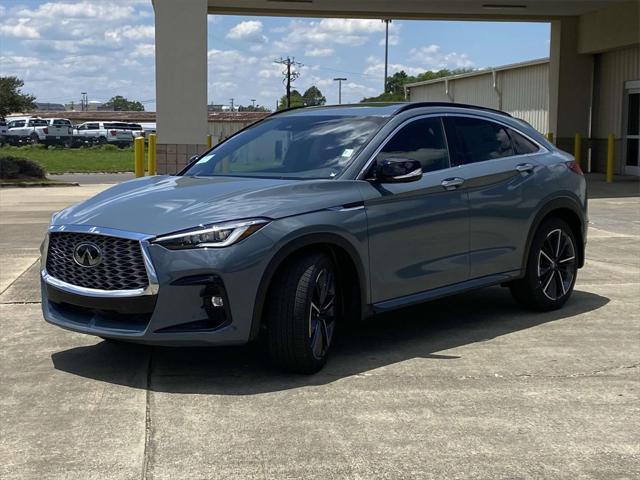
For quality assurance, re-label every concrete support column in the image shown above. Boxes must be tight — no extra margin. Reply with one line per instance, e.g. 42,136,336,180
548,17,594,154
153,0,208,174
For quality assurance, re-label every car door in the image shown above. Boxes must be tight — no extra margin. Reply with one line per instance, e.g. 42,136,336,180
443,115,545,279
359,115,470,304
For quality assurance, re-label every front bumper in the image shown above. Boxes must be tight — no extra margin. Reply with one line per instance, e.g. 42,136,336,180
41,224,275,346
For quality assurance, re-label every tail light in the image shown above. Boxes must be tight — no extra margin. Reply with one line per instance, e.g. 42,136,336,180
110,130,117,136
43,127,48,134
565,160,584,176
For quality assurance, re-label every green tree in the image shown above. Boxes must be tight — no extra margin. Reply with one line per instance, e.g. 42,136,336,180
361,68,474,102
0,76,36,119
103,95,145,111
302,86,326,106
278,89,304,110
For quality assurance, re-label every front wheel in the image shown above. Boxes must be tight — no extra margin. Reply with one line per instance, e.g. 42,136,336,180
510,218,578,311
266,252,338,374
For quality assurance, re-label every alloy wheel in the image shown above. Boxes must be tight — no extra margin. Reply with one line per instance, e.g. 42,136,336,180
537,228,576,301
308,268,336,359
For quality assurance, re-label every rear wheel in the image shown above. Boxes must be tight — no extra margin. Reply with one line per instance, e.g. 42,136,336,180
266,252,338,374
97,136,107,145
510,218,578,311
29,133,40,144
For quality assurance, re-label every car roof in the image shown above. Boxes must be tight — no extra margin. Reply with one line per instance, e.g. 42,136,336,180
272,102,512,119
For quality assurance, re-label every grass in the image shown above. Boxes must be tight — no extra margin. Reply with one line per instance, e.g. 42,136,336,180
0,145,135,173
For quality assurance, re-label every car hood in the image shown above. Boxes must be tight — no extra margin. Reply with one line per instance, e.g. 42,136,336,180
53,175,364,235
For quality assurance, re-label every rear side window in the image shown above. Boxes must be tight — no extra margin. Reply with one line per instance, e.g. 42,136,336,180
86,123,99,130
508,128,539,155
446,116,514,165
52,119,71,126
377,117,449,173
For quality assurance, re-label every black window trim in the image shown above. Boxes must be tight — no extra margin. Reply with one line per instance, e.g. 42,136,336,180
357,113,453,180
442,113,547,166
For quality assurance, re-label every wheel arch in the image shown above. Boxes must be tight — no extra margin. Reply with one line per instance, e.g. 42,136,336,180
522,196,586,271
249,233,368,341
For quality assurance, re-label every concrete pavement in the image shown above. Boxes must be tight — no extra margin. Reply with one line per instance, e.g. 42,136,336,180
1,177,638,479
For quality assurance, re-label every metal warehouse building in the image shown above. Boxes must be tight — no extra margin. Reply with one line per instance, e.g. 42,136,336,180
405,59,551,137
152,0,639,178
405,45,639,176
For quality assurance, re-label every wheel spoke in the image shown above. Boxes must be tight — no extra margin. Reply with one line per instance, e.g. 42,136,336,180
540,249,554,263
559,255,575,264
542,271,555,296
310,325,323,357
555,230,562,257
556,270,567,295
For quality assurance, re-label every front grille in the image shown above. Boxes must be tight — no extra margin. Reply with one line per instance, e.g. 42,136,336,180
46,232,149,290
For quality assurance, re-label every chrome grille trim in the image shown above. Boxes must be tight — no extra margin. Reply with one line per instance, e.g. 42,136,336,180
42,225,159,298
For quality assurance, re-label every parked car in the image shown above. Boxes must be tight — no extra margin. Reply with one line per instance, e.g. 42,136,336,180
0,120,7,145
41,103,587,373
73,121,133,147
6,116,72,146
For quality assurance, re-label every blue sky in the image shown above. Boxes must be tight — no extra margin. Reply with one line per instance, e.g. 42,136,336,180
0,0,550,111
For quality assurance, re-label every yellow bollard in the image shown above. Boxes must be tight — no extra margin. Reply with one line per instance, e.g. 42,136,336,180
606,133,615,183
574,133,582,170
134,137,144,178
147,134,157,176
546,132,554,144
206,134,212,149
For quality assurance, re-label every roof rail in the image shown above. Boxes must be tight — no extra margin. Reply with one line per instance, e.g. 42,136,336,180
397,102,512,117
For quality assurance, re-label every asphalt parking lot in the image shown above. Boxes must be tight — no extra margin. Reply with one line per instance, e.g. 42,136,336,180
1,175,638,479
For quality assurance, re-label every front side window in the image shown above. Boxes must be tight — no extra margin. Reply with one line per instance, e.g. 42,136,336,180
447,117,514,165
376,117,450,173
87,123,99,130
185,115,385,180
9,121,25,128
52,119,71,126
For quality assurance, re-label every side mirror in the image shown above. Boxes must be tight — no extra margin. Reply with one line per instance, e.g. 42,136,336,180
373,158,422,183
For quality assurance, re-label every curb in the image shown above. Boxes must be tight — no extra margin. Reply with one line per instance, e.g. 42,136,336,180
0,181,80,188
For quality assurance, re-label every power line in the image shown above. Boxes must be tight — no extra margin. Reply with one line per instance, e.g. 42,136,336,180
274,56,302,109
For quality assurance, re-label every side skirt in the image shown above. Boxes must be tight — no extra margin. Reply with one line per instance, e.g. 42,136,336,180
371,271,521,314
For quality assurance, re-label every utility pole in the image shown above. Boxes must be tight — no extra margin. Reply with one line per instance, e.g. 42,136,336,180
333,78,347,105
382,19,392,93
81,92,88,112
274,57,302,108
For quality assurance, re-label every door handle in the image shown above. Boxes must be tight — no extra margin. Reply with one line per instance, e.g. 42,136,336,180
441,177,465,190
516,163,534,173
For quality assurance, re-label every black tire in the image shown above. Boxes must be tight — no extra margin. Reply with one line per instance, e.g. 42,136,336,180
266,252,338,374
97,136,107,145
510,218,578,311
30,133,40,144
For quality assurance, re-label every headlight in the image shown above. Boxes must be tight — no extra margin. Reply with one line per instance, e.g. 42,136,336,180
152,218,269,249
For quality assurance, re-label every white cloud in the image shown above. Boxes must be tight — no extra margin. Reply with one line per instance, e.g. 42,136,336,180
305,47,335,57
281,18,399,48
378,35,400,47
0,19,40,39
17,2,135,21
226,20,267,43
105,25,154,43
132,43,155,58
410,44,475,69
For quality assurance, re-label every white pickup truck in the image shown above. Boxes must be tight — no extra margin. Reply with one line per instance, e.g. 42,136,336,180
73,121,133,147
6,117,73,146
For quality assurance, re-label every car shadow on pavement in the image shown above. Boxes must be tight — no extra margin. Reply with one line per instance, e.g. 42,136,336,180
52,286,609,395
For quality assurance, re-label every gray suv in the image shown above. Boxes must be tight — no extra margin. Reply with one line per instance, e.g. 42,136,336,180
41,103,587,373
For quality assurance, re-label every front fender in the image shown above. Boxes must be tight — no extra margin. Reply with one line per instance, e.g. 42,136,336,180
249,208,370,340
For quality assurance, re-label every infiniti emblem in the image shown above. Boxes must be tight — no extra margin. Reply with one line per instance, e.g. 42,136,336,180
73,242,102,267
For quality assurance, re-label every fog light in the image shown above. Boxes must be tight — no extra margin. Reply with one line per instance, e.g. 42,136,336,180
211,296,224,308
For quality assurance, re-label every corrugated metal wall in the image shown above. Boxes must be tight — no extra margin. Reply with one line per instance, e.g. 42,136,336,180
501,63,549,134
592,45,640,138
407,62,549,133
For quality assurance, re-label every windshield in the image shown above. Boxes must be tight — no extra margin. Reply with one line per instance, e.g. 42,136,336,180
184,115,385,179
